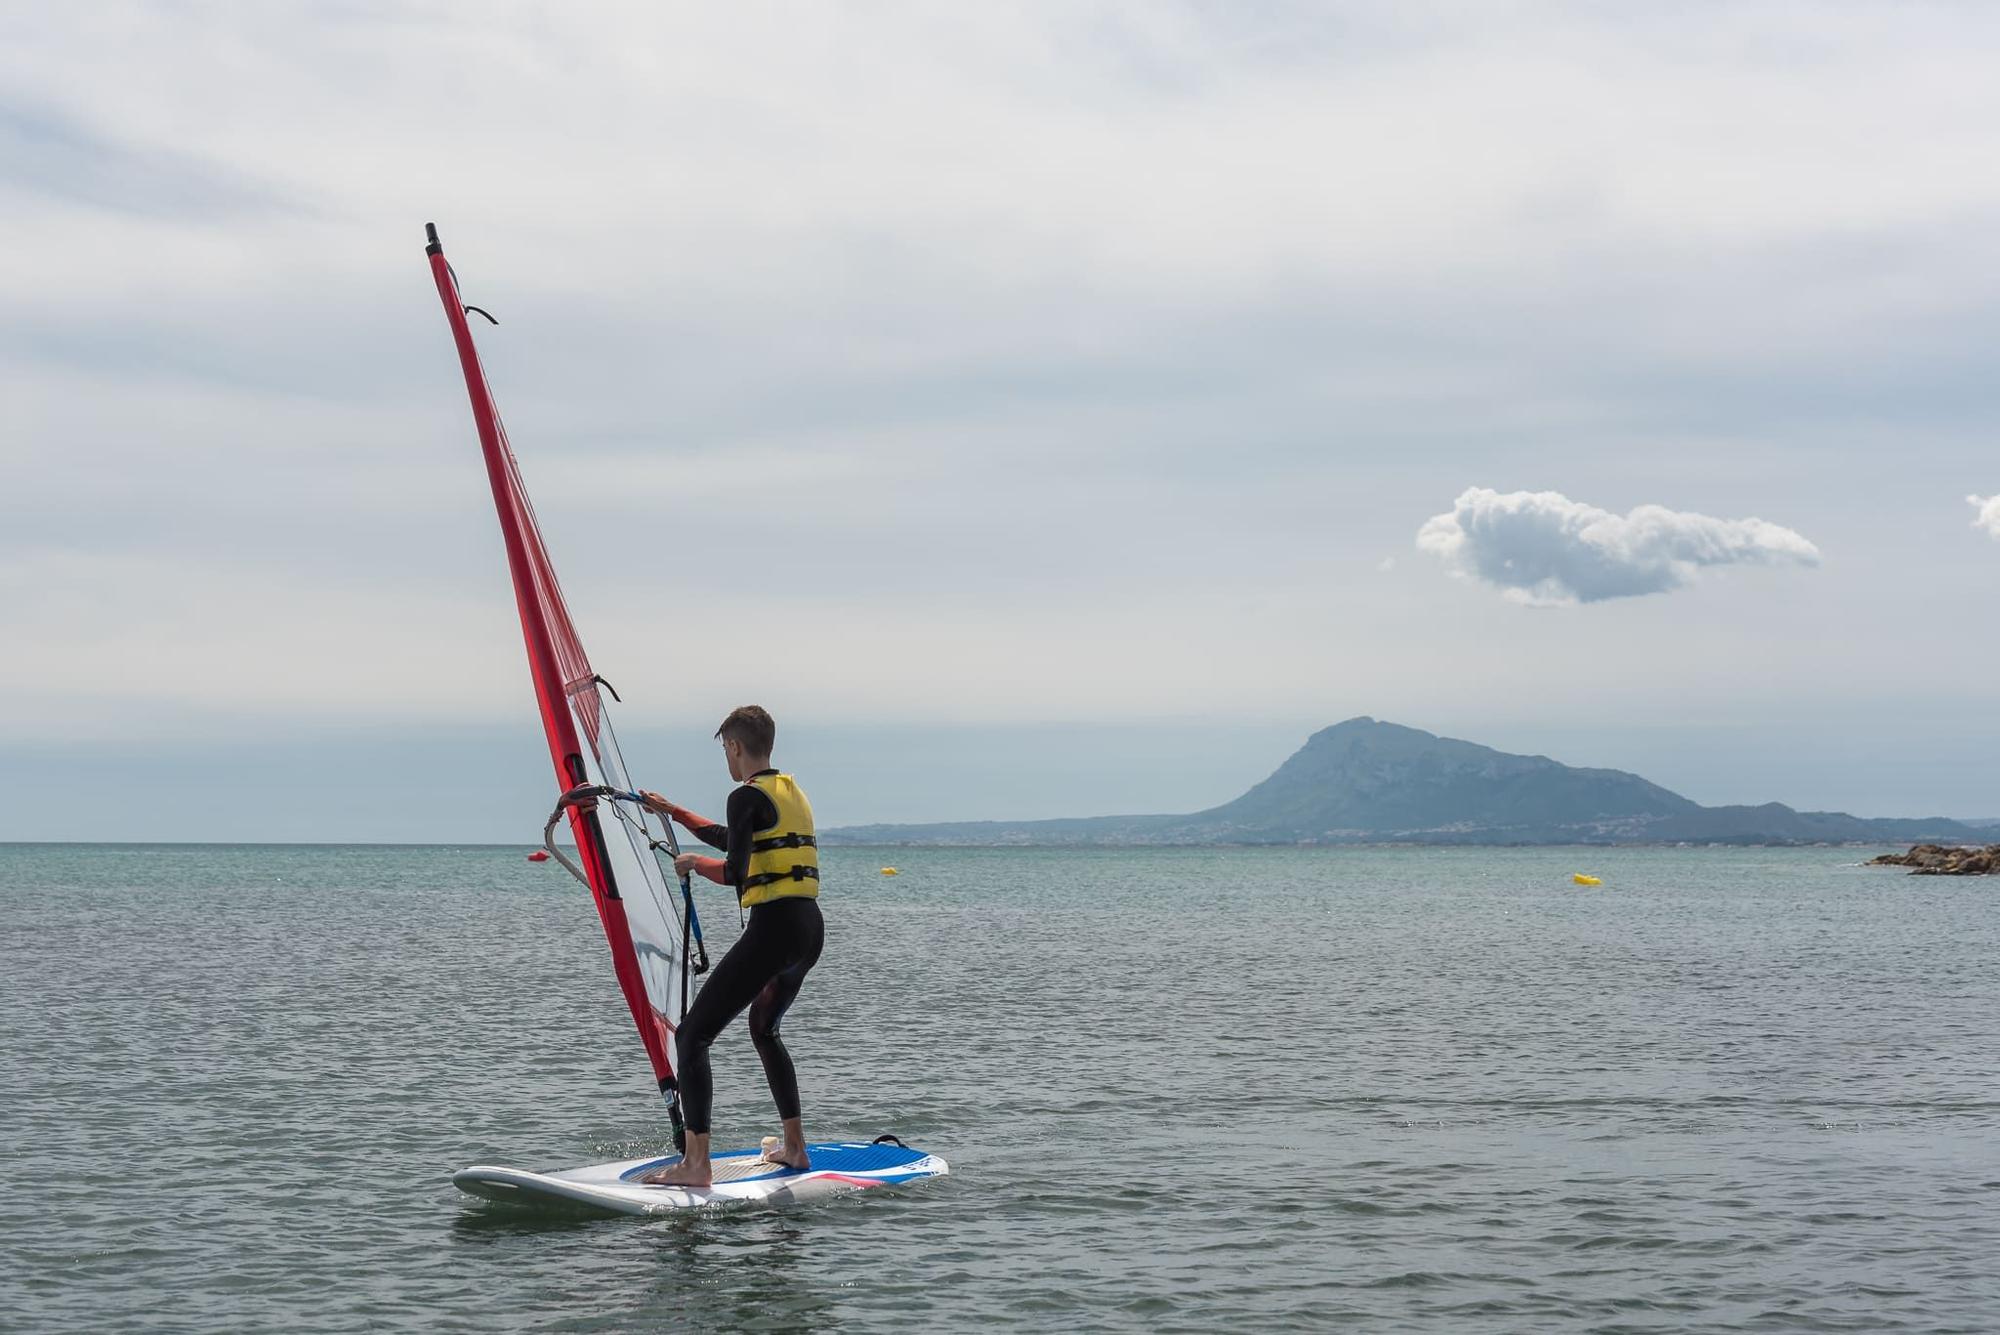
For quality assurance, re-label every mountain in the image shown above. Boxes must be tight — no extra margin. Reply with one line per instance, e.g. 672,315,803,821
824,717,1983,847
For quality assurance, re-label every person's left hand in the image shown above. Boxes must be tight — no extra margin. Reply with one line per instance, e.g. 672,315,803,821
638,790,672,815
673,852,702,877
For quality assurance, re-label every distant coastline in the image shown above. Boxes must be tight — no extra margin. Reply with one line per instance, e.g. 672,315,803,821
825,718,1994,849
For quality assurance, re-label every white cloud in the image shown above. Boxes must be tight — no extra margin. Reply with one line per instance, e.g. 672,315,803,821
1970,494,2000,540
1416,487,1820,606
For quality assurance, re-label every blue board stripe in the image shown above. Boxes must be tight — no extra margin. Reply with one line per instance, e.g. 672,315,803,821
618,1140,932,1183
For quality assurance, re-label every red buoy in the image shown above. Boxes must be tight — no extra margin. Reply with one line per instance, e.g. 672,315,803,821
527,850,551,862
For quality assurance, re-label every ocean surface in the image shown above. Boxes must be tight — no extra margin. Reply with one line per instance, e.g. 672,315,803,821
3,843,1996,1333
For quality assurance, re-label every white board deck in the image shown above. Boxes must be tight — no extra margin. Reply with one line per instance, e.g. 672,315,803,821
455,1139,948,1215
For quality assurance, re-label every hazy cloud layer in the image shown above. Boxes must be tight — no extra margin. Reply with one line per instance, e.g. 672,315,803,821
1417,488,1821,606
0,96,290,219
3,3,2000,828
1970,494,2000,540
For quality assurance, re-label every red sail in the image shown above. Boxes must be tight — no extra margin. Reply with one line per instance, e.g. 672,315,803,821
424,224,681,1093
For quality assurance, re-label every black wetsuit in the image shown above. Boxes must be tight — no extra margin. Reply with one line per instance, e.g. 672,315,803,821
674,774,824,1137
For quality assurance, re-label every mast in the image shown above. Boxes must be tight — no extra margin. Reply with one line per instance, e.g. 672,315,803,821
423,223,679,1102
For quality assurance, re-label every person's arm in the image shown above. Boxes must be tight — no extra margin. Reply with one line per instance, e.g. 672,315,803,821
721,784,779,894
680,853,729,885
661,786,777,889
639,791,728,850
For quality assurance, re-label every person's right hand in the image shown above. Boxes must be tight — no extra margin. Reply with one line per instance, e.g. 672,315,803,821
638,790,672,815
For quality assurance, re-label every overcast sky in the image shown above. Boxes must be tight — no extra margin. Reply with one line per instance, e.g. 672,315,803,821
4,2,1997,841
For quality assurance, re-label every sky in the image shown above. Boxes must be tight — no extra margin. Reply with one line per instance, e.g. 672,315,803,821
3,1,1998,841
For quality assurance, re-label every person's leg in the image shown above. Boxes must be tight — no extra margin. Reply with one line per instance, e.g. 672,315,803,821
747,899,823,1168
640,914,779,1187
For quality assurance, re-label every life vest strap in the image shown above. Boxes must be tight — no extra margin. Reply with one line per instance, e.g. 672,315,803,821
749,833,818,853
740,865,821,892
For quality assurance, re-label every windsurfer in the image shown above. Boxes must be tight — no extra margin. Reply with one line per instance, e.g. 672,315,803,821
636,705,824,1187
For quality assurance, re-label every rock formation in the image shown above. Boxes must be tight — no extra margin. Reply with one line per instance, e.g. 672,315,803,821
1867,844,1999,875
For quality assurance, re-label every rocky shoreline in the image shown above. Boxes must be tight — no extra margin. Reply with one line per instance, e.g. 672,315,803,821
1868,844,1999,875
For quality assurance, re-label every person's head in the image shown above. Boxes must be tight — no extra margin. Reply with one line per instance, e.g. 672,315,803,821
715,705,776,781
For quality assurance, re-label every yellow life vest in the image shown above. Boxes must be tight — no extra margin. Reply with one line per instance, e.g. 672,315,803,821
739,771,819,906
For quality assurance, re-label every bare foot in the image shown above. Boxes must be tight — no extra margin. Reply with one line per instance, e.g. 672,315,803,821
639,1157,712,1188
760,1135,811,1171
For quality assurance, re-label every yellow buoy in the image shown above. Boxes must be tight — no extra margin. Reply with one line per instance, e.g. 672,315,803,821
880,867,899,876
1572,873,1602,886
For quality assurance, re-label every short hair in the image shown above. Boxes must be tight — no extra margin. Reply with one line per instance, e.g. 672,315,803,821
715,705,776,756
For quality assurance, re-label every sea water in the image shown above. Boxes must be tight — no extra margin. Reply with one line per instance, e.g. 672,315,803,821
2,843,1996,1332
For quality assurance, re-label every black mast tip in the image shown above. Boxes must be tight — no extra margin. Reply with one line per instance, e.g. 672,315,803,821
424,222,442,255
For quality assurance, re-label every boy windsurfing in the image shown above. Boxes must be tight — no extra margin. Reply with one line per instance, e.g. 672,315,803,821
636,705,823,1187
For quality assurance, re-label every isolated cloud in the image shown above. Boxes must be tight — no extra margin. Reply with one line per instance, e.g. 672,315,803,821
1970,494,2000,540
1417,487,1820,605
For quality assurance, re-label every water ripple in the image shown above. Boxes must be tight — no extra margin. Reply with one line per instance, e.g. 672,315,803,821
3,842,1998,1331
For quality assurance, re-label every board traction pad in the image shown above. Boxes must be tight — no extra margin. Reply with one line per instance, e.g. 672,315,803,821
616,1140,927,1184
